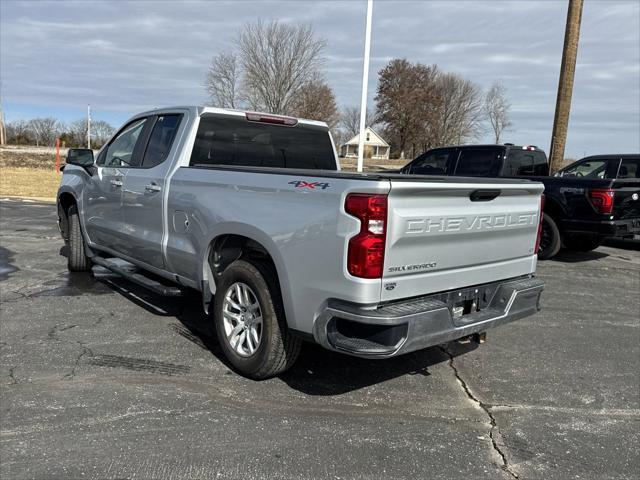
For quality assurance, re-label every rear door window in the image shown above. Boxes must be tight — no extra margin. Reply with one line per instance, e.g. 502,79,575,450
405,149,455,175
454,148,502,177
504,150,549,176
616,159,639,179
142,115,182,168
189,115,336,170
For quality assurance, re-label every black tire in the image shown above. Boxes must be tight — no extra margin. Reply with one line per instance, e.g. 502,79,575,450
213,259,301,379
538,213,561,260
67,204,91,272
563,233,602,252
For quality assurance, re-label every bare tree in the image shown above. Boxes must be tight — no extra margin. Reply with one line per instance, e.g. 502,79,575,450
340,106,377,139
65,119,89,148
91,120,116,148
205,52,241,108
28,117,59,146
238,21,325,114
484,82,512,143
290,78,339,129
431,72,484,146
6,120,32,144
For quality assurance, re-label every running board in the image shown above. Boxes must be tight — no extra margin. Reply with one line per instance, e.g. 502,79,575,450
91,256,184,297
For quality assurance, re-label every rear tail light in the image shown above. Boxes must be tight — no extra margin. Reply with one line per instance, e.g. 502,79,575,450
245,112,298,126
535,194,545,255
345,193,388,278
588,188,614,215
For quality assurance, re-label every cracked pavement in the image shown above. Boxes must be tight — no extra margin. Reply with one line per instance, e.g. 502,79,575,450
1,198,639,479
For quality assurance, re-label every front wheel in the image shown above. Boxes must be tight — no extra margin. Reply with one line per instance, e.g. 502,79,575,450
212,259,301,379
67,204,91,272
563,234,602,252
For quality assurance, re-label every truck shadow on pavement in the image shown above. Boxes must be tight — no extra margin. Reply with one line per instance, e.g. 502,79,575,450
549,249,609,263
604,238,640,250
549,239,640,263
90,270,477,395
0,246,20,281
279,343,473,396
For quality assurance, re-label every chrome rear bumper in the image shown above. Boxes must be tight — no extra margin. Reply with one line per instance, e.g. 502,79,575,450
313,277,544,358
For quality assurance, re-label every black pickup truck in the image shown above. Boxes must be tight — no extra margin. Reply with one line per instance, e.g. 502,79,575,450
400,145,640,259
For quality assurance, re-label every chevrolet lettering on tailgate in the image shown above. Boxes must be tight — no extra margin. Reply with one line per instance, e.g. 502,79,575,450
406,212,537,235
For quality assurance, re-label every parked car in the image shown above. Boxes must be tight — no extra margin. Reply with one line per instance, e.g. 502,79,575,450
57,107,544,378
401,145,640,259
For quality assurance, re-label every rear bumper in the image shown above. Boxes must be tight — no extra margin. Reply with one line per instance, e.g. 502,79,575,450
313,276,544,358
562,218,640,238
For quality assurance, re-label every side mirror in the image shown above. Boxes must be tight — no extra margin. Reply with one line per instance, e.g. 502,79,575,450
66,148,94,168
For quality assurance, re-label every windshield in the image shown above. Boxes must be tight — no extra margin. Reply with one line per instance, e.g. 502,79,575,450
190,114,336,170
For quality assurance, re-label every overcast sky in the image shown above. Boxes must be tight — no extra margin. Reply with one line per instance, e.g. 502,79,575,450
1,0,638,157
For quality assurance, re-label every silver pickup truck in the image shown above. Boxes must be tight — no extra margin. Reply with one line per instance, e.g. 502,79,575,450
57,106,544,378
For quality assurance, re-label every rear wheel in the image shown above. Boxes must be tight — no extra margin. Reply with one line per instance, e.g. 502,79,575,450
67,204,91,272
538,213,561,260
213,259,301,379
563,234,602,252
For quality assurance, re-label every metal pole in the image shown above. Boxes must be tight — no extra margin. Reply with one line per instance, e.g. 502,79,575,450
0,84,5,146
549,0,583,172
87,104,91,149
55,137,61,173
357,0,373,173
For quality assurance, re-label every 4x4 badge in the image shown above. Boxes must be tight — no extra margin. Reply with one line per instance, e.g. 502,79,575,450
288,180,330,190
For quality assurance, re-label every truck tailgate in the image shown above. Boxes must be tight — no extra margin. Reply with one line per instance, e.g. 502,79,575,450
382,178,544,302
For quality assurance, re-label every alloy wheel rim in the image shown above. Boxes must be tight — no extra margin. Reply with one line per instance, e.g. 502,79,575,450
222,282,263,357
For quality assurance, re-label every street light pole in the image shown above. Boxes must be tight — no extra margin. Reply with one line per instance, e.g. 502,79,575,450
357,0,373,173
87,104,91,149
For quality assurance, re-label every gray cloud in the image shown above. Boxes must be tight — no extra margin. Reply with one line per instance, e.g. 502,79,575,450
1,0,638,157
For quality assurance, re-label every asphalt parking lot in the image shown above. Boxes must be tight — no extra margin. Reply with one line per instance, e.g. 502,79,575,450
1,198,638,480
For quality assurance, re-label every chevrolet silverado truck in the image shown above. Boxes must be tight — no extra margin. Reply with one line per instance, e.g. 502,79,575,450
401,145,640,259
57,107,544,379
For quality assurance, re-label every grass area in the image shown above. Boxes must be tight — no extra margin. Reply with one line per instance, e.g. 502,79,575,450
0,152,400,201
0,168,61,200
1,147,59,170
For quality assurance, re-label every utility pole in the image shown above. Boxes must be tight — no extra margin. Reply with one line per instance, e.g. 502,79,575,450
0,103,5,146
87,104,91,149
549,0,584,173
357,0,373,173
0,81,6,146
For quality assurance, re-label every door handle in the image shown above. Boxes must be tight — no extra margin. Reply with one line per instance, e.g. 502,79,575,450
145,183,162,193
469,189,501,201
110,179,123,187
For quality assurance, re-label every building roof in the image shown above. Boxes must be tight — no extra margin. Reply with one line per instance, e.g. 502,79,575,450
343,127,389,147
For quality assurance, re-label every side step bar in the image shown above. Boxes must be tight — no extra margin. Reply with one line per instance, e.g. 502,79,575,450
91,256,184,297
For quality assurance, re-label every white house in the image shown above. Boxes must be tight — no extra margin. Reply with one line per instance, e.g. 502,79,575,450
340,127,390,160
